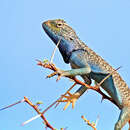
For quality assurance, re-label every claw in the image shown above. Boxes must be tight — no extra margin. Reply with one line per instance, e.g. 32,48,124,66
63,98,76,110
58,92,79,110
64,101,71,110
72,99,76,109
56,75,62,82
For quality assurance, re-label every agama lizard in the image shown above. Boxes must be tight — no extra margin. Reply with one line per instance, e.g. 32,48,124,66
42,19,130,130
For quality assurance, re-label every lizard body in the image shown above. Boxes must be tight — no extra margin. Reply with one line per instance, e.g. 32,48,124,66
42,19,130,130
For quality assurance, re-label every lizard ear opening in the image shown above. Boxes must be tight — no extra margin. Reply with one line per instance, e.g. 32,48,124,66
69,37,73,41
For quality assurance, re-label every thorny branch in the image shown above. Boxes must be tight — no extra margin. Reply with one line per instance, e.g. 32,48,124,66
37,60,119,107
0,59,121,129
0,97,55,130
22,82,77,126
23,96,55,130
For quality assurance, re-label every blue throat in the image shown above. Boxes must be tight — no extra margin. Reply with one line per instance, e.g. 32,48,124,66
42,23,75,63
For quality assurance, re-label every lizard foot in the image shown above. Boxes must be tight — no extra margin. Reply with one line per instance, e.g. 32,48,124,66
58,92,79,110
47,70,71,81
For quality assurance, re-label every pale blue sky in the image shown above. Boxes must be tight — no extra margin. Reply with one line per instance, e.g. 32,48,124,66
0,0,130,130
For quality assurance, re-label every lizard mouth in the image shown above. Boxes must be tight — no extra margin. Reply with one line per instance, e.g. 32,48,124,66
42,22,49,32
43,21,51,27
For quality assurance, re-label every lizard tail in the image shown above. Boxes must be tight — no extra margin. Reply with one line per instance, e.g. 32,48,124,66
129,120,130,130
114,107,130,130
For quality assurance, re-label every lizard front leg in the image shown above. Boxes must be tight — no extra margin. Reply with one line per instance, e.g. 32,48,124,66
47,67,91,81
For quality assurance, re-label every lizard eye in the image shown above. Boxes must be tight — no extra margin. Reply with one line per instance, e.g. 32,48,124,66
57,23,62,27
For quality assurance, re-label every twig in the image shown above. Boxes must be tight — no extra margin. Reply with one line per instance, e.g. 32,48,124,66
42,83,77,114
23,83,77,125
0,96,55,129
81,115,97,130
0,99,25,111
23,96,55,130
98,66,121,87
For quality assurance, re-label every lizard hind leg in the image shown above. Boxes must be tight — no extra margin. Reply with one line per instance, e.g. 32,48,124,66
114,107,130,130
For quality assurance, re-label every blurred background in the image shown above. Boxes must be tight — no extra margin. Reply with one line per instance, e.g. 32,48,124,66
0,0,130,129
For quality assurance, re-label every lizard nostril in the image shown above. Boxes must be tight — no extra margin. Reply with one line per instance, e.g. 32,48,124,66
43,20,50,26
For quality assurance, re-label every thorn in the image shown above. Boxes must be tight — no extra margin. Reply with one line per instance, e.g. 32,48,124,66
35,59,41,62
36,59,42,65
95,115,100,127
0,99,25,111
101,96,105,103
22,114,41,126
117,66,122,70
50,38,61,63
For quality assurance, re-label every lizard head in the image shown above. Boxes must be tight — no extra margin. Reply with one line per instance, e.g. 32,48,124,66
42,19,80,63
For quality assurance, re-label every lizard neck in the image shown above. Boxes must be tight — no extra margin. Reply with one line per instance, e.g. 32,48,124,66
58,38,75,63
57,38,89,63
58,38,91,63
